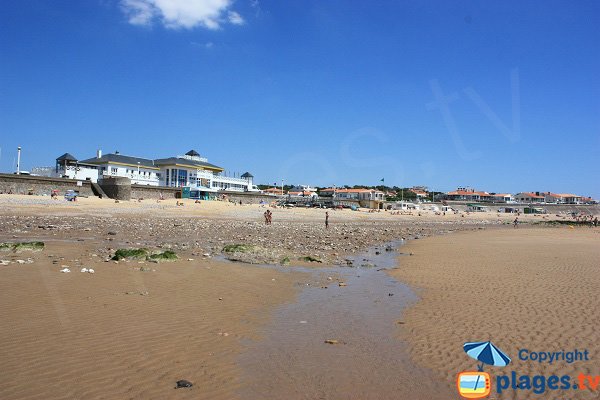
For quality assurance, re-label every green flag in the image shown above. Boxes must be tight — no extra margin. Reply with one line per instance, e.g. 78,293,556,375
380,178,385,182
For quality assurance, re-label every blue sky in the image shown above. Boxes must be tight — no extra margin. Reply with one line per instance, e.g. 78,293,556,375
1,1,599,197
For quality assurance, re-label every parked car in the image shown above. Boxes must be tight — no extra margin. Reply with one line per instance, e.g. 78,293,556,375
64,190,78,201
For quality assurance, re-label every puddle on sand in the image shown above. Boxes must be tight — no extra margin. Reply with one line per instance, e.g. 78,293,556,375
238,242,453,400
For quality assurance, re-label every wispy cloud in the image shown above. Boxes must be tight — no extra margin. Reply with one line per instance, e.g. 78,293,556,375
120,0,244,30
191,41,214,49
227,11,244,25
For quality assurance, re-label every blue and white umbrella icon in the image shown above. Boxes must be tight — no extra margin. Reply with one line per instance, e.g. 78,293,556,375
463,341,511,393
464,341,511,370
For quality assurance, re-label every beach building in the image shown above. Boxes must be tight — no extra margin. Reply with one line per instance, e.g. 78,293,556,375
445,187,492,202
409,187,429,200
290,184,318,193
467,204,489,212
263,187,285,195
317,188,385,201
543,192,562,204
50,149,256,192
514,192,546,204
55,153,100,182
490,193,514,203
555,194,582,204
318,188,337,197
288,185,318,199
316,187,385,208
288,190,318,199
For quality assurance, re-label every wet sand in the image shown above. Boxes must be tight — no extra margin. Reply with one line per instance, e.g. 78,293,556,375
391,228,600,399
0,240,307,400
238,244,453,400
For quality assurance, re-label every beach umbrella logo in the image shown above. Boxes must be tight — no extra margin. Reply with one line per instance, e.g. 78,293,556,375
456,341,511,399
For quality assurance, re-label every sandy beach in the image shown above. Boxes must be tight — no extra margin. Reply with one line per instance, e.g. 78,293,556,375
1,195,598,399
393,228,600,399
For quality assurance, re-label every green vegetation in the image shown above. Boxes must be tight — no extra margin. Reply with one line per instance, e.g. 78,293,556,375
148,250,178,261
112,248,149,260
112,248,179,262
223,244,256,253
300,256,322,263
279,256,291,265
0,241,45,252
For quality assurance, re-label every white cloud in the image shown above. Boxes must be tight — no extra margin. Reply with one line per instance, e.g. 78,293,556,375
121,0,155,25
191,41,214,49
121,0,244,30
227,11,244,25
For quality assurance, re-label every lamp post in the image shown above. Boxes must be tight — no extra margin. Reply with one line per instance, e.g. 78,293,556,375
16,146,21,175
281,179,284,196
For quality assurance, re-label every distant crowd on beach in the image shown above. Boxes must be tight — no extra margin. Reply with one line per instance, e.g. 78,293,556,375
573,214,598,227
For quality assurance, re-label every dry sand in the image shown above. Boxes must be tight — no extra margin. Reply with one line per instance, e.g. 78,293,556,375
392,227,600,399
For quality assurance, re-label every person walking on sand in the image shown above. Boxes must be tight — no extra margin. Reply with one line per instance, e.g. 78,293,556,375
266,210,272,225
325,211,329,229
513,216,519,228
264,211,269,225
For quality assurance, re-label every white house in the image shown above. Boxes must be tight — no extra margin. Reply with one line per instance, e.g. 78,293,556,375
514,192,546,203
55,153,100,182
490,193,514,203
51,149,256,191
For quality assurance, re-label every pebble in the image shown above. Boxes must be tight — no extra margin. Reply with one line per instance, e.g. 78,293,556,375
175,380,193,389
0,212,495,267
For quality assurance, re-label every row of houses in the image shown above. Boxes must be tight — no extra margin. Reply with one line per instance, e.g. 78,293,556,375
267,186,386,201
42,149,259,193
444,187,590,204
268,184,592,206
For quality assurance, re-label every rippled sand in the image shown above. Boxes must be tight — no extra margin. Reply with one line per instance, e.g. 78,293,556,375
392,228,600,399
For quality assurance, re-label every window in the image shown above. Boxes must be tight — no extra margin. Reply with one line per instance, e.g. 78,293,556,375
178,169,187,187
171,169,178,186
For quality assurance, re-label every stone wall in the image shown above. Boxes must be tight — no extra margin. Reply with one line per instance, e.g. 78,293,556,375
0,173,94,196
443,201,600,215
99,176,132,201
130,185,180,200
220,191,278,204
129,186,276,203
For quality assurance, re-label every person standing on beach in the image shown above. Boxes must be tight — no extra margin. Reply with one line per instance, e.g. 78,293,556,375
513,216,519,228
325,211,329,229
